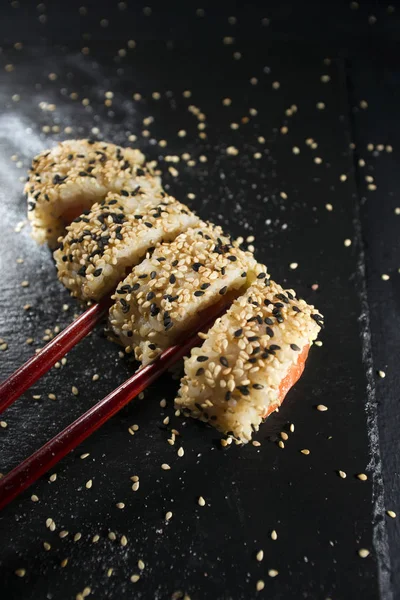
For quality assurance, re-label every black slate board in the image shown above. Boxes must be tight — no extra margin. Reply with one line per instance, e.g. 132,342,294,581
0,2,397,599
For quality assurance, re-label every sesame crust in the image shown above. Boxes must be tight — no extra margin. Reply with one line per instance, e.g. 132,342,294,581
175,279,323,442
109,222,265,365
54,191,199,301
25,139,161,246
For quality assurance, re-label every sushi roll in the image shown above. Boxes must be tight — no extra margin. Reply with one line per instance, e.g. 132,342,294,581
54,191,199,301
25,139,161,247
109,223,265,365
175,278,323,442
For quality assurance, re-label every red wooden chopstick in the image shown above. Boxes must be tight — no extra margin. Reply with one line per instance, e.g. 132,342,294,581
0,295,112,415
0,308,223,511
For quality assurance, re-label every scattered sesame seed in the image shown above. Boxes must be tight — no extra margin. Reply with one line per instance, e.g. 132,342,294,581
74,533,82,542
116,502,125,509
71,386,79,395
357,473,368,481
358,548,370,558
80,453,90,459
268,569,279,577
325,203,333,211
292,146,300,154
165,511,173,521
338,470,347,479
256,580,265,591
387,510,397,519
381,274,390,281
132,481,140,492
0,420,8,428
317,404,328,411
378,370,386,378
177,447,184,457
198,496,206,507
49,473,57,482
344,238,352,247
252,440,261,447
130,574,140,583
120,535,128,546
15,569,26,578
256,550,264,561
161,463,171,470
138,559,145,570
92,374,99,381
85,479,93,489
31,494,39,502
289,262,298,270
300,449,310,455
271,530,278,540
340,174,347,181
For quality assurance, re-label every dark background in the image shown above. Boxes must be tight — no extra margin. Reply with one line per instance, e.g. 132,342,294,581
0,1,399,598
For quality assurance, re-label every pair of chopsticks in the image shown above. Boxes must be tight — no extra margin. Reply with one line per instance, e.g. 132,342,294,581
0,298,223,510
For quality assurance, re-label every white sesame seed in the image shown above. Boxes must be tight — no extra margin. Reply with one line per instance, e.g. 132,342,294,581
340,174,347,182
325,203,333,211
271,530,278,540
116,502,125,509
256,550,264,561
31,494,39,502
381,274,390,281
130,574,140,583
378,370,386,378
15,569,26,577
358,548,370,558
292,146,300,155
177,447,184,457
161,463,171,470
256,580,265,591
80,453,90,459
138,559,145,570
387,510,397,519
300,449,310,455
85,479,93,489
268,569,279,577
165,511,173,521
132,481,140,492
317,404,328,411
344,239,352,247
289,262,298,270
198,496,206,507
338,470,347,479
120,535,128,546
357,473,368,481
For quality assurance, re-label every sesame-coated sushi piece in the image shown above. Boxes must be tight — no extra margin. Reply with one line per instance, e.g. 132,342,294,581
109,223,264,365
175,278,323,442
25,139,161,246
54,192,199,301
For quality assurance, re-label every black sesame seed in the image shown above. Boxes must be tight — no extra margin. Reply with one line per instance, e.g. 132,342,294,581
266,326,274,338
290,343,301,351
146,291,155,300
253,384,264,390
220,356,229,367
225,391,231,401
219,286,227,295
194,291,204,297
93,268,102,277
270,344,281,351
144,222,153,228
196,356,208,362
227,255,237,262
131,283,140,291
150,271,157,279
265,317,274,325
201,283,210,290
234,328,243,337
196,368,205,376
150,303,160,317
148,343,157,350
257,272,266,279
238,385,250,396
169,274,176,284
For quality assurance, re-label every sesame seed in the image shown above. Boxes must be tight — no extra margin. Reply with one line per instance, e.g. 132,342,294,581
325,203,333,211
161,463,171,470
198,496,206,506
317,404,328,411
74,533,82,542
256,550,264,561
138,559,145,570
132,481,140,491
338,470,347,479
120,535,128,546
268,569,279,577
300,449,310,455
80,453,90,459
278,441,285,449
85,479,93,489
165,511,173,521
381,274,390,281
387,510,397,519
130,574,140,583
357,473,368,481
378,370,386,378
31,494,39,502
71,386,79,395
49,473,57,482
177,447,184,457
108,532,116,541
292,146,300,155
340,174,347,181
92,374,99,381
344,239,352,247
289,262,298,270
15,569,26,578
358,548,370,558
256,580,265,591
0,420,8,428
271,530,278,540
252,440,261,447
116,502,125,509
43,542,51,550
